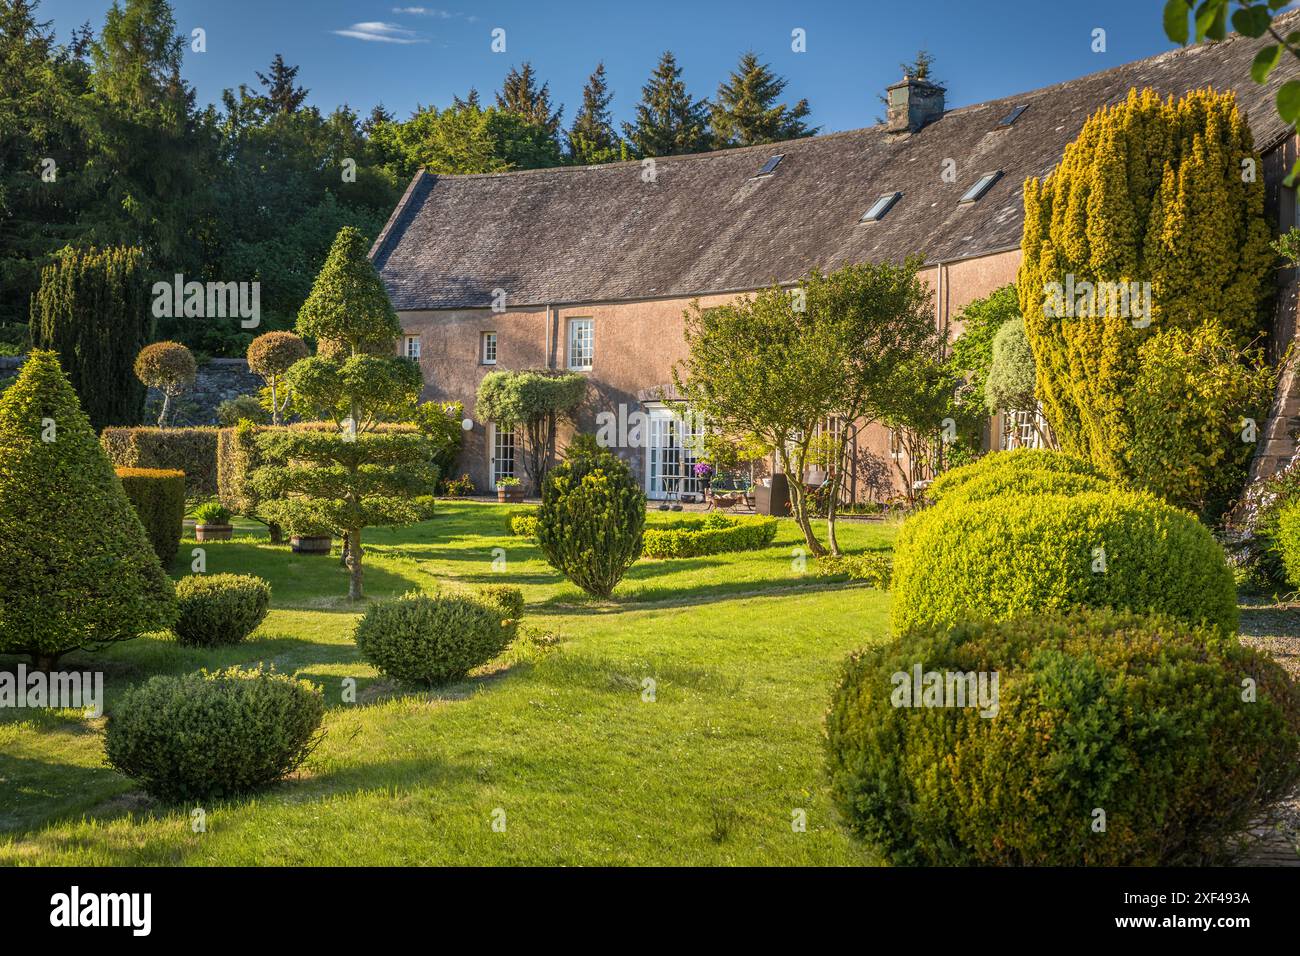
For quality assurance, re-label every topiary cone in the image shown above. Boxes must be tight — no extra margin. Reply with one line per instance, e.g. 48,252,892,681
0,351,177,669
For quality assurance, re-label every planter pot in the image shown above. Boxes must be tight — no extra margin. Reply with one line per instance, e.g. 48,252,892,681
194,523,232,542
497,488,525,503
290,535,333,555
182,518,197,536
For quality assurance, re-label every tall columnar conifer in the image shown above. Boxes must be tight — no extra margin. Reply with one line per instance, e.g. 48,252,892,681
1018,88,1273,485
0,351,176,668
30,245,152,430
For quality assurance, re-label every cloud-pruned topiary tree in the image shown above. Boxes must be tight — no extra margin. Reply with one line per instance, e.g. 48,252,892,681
0,351,177,669
252,226,435,601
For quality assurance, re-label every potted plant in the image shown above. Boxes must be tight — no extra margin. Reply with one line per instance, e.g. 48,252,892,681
192,502,233,542
496,476,524,503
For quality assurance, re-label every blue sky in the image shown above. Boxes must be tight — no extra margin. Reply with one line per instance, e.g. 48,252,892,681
44,0,1192,133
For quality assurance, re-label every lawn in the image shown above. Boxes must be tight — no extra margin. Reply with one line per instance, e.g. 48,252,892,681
0,502,897,865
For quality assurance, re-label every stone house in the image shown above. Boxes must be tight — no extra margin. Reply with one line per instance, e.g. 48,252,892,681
370,21,1300,499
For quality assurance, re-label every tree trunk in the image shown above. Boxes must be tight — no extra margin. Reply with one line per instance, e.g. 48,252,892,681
346,527,363,600
268,522,283,545
779,446,825,557
157,392,171,428
32,651,60,672
270,380,280,426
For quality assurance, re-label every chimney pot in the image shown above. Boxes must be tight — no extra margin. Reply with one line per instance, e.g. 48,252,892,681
886,76,945,134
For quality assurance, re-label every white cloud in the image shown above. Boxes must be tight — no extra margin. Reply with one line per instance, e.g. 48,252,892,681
332,21,428,44
392,7,452,16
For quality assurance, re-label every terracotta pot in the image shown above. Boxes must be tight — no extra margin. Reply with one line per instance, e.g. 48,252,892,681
497,487,524,503
195,523,232,542
290,535,332,555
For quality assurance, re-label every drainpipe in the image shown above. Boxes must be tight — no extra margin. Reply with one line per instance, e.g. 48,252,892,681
543,302,551,369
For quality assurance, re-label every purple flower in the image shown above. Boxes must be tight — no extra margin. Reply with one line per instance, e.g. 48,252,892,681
694,462,714,478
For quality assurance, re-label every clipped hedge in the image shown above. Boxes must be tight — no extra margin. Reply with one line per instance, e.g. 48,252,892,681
173,573,272,647
641,514,778,559
354,591,517,686
104,665,324,802
825,609,1300,865
927,448,1106,504
934,467,1113,508
1277,500,1300,590
101,426,219,500
115,467,185,565
891,488,1238,637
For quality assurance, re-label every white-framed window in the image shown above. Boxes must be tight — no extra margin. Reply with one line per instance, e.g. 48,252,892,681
567,317,593,370
488,423,516,485
889,428,904,460
403,334,421,359
481,331,497,365
645,406,705,500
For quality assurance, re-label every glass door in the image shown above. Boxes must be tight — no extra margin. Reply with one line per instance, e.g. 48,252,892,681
646,409,703,500
489,423,516,485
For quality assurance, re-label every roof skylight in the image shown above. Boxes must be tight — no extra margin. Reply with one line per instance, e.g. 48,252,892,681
860,192,902,222
997,105,1028,127
959,171,1002,204
756,154,784,176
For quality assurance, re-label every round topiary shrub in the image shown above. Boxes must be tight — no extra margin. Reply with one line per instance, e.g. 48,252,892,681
476,584,525,626
825,609,1300,865
173,573,272,647
927,448,1106,504
536,448,645,598
104,666,324,802
934,467,1113,508
891,488,1238,637
354,591,517,686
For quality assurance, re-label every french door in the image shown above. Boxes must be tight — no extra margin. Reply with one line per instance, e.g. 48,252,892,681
645,408,704,500
488,423,517,484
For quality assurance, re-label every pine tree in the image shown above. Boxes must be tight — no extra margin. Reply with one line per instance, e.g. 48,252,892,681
711,52,815,148
1019,88,1273,494
362,102,394,136
567,62,621,164
256,53,308,114
0,351,176,668
622,51,711,157
495,62,562,137
30,245,152,430
255,227,433,601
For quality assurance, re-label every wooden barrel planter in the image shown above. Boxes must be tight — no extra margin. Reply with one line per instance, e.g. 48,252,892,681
497,487,525,503
291,535,333,555
194,523,233,542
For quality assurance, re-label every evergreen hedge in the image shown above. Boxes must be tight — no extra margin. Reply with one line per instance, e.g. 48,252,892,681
115,467,186,565
641,514,777,558
102,426,220,499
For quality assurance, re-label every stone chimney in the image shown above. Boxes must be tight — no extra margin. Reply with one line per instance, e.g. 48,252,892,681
885,74,946,133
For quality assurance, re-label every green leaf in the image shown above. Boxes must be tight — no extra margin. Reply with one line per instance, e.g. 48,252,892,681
1207,3,1229,41
1270,0,1291,11
1252,44,1282,83
1233,5,1272,38
1277,79,1300,124
1285,158,1300,189
1164,0,1191,44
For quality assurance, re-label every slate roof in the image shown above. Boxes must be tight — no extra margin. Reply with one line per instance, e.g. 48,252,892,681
372,17,1300,311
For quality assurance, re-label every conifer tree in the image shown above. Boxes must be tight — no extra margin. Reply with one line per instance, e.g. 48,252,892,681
0,351,176,668
622,51,711,157
1019,88,1273,493
567,63,622,164
256,53,308,114
711,52,815,147
30,245,152,430
495,62,562,137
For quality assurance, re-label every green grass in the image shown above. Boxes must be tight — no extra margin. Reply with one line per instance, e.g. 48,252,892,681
0,502,896,865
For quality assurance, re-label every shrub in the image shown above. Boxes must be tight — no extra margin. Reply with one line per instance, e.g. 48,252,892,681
476,584,525,638
504,508,538,537
934,467,1113,509
825,609,1300,865
1277,501,1300,590
247,331,310,425
101,426,220,500
354,592,516,685
1236,459,1300,587
0,352,176,668
104,666,324,802
173,573,271,647
217,394,270,427
641,515,778,558
115,467,185,565
814,551,892,588
536,448,645,598
892,488,1238,637
193,502,231,525
440,473,476,497
928,448,1106,504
